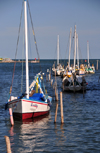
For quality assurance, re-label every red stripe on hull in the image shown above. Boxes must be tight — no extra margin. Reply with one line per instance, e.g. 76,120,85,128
13,111,49,120
23,99,47,105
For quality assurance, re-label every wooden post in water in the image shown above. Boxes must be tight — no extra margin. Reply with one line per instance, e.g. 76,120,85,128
55,70,56,81
60,92,64,124
54,102,58,123
50,68,51,80
54,69,58,100
62,82,64,91
96,60,98,70
46,74,47,81
55,86,58,101
4,136,12,153
46,74,48,81
51,80,52,86
82,76,84,98
55,86,56,97
48,68,51,81
83,85,84,98
46,69,49,81
48,73,50,81
9,108,14,126
51,79,53,86
56,88,58,101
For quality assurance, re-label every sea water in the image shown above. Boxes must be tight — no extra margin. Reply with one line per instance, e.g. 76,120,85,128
0,59,100,153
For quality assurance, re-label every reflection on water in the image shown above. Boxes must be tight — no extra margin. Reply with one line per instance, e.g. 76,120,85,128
54,123,66,147
9,126,15,137
8,114,67,153
9,126,16,147
19,116,50,153
9,114,50,152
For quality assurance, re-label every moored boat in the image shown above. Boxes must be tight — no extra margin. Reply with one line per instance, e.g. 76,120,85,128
62,73,87,92
5,0,52,121
62,25,87,92
52,35,64,76
8,73,52,120
85,41,95,74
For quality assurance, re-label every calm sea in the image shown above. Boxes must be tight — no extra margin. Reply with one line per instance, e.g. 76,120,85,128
0,59,100,153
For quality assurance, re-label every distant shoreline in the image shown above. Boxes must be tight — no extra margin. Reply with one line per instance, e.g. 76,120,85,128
0,60,40,63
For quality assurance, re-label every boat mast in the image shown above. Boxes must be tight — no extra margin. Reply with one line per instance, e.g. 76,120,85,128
24,0,29,98
68,28,72,69
74,25,76,72
87,41,90,67
57,35,59,65
76,33,79,69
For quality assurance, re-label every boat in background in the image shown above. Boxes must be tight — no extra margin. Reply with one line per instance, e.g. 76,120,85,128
74,33,85,75
52,35,64,76
62,74,87,92
88,65,95,74
85,41,95,74
61,28,72,78
62,25,87,92
30,60,40,63
76,64,86,75
52,63,64,76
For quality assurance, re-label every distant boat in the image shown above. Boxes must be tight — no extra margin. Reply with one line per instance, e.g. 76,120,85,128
6,0,52,120
52,35,64,76
61,28,72,78
0,57,3,61
75,33,85,76
85,41,95,74
30,60,40,63
0,58,14,63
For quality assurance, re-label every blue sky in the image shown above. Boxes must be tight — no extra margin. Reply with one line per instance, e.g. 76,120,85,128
0,0,100,59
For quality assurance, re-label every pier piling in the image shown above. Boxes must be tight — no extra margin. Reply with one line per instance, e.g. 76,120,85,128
54,102,58,123
48,73,50,81
46,74,47,81
50,68,51,80
4,136,12,153
60,92,64,124
55,86,58,101
51,79,53,86
96,60,98,70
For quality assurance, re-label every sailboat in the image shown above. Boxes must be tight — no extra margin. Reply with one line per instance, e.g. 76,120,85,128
61,28,72,78
62,25,87,92
85,41,95,74
75,34,85,75
52,35,64,76
6,0,52,120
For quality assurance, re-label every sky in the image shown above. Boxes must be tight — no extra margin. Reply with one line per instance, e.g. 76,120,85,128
0,0,100,59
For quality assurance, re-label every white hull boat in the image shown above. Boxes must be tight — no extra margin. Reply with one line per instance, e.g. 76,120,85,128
8,94,51,120
5,0,52,121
